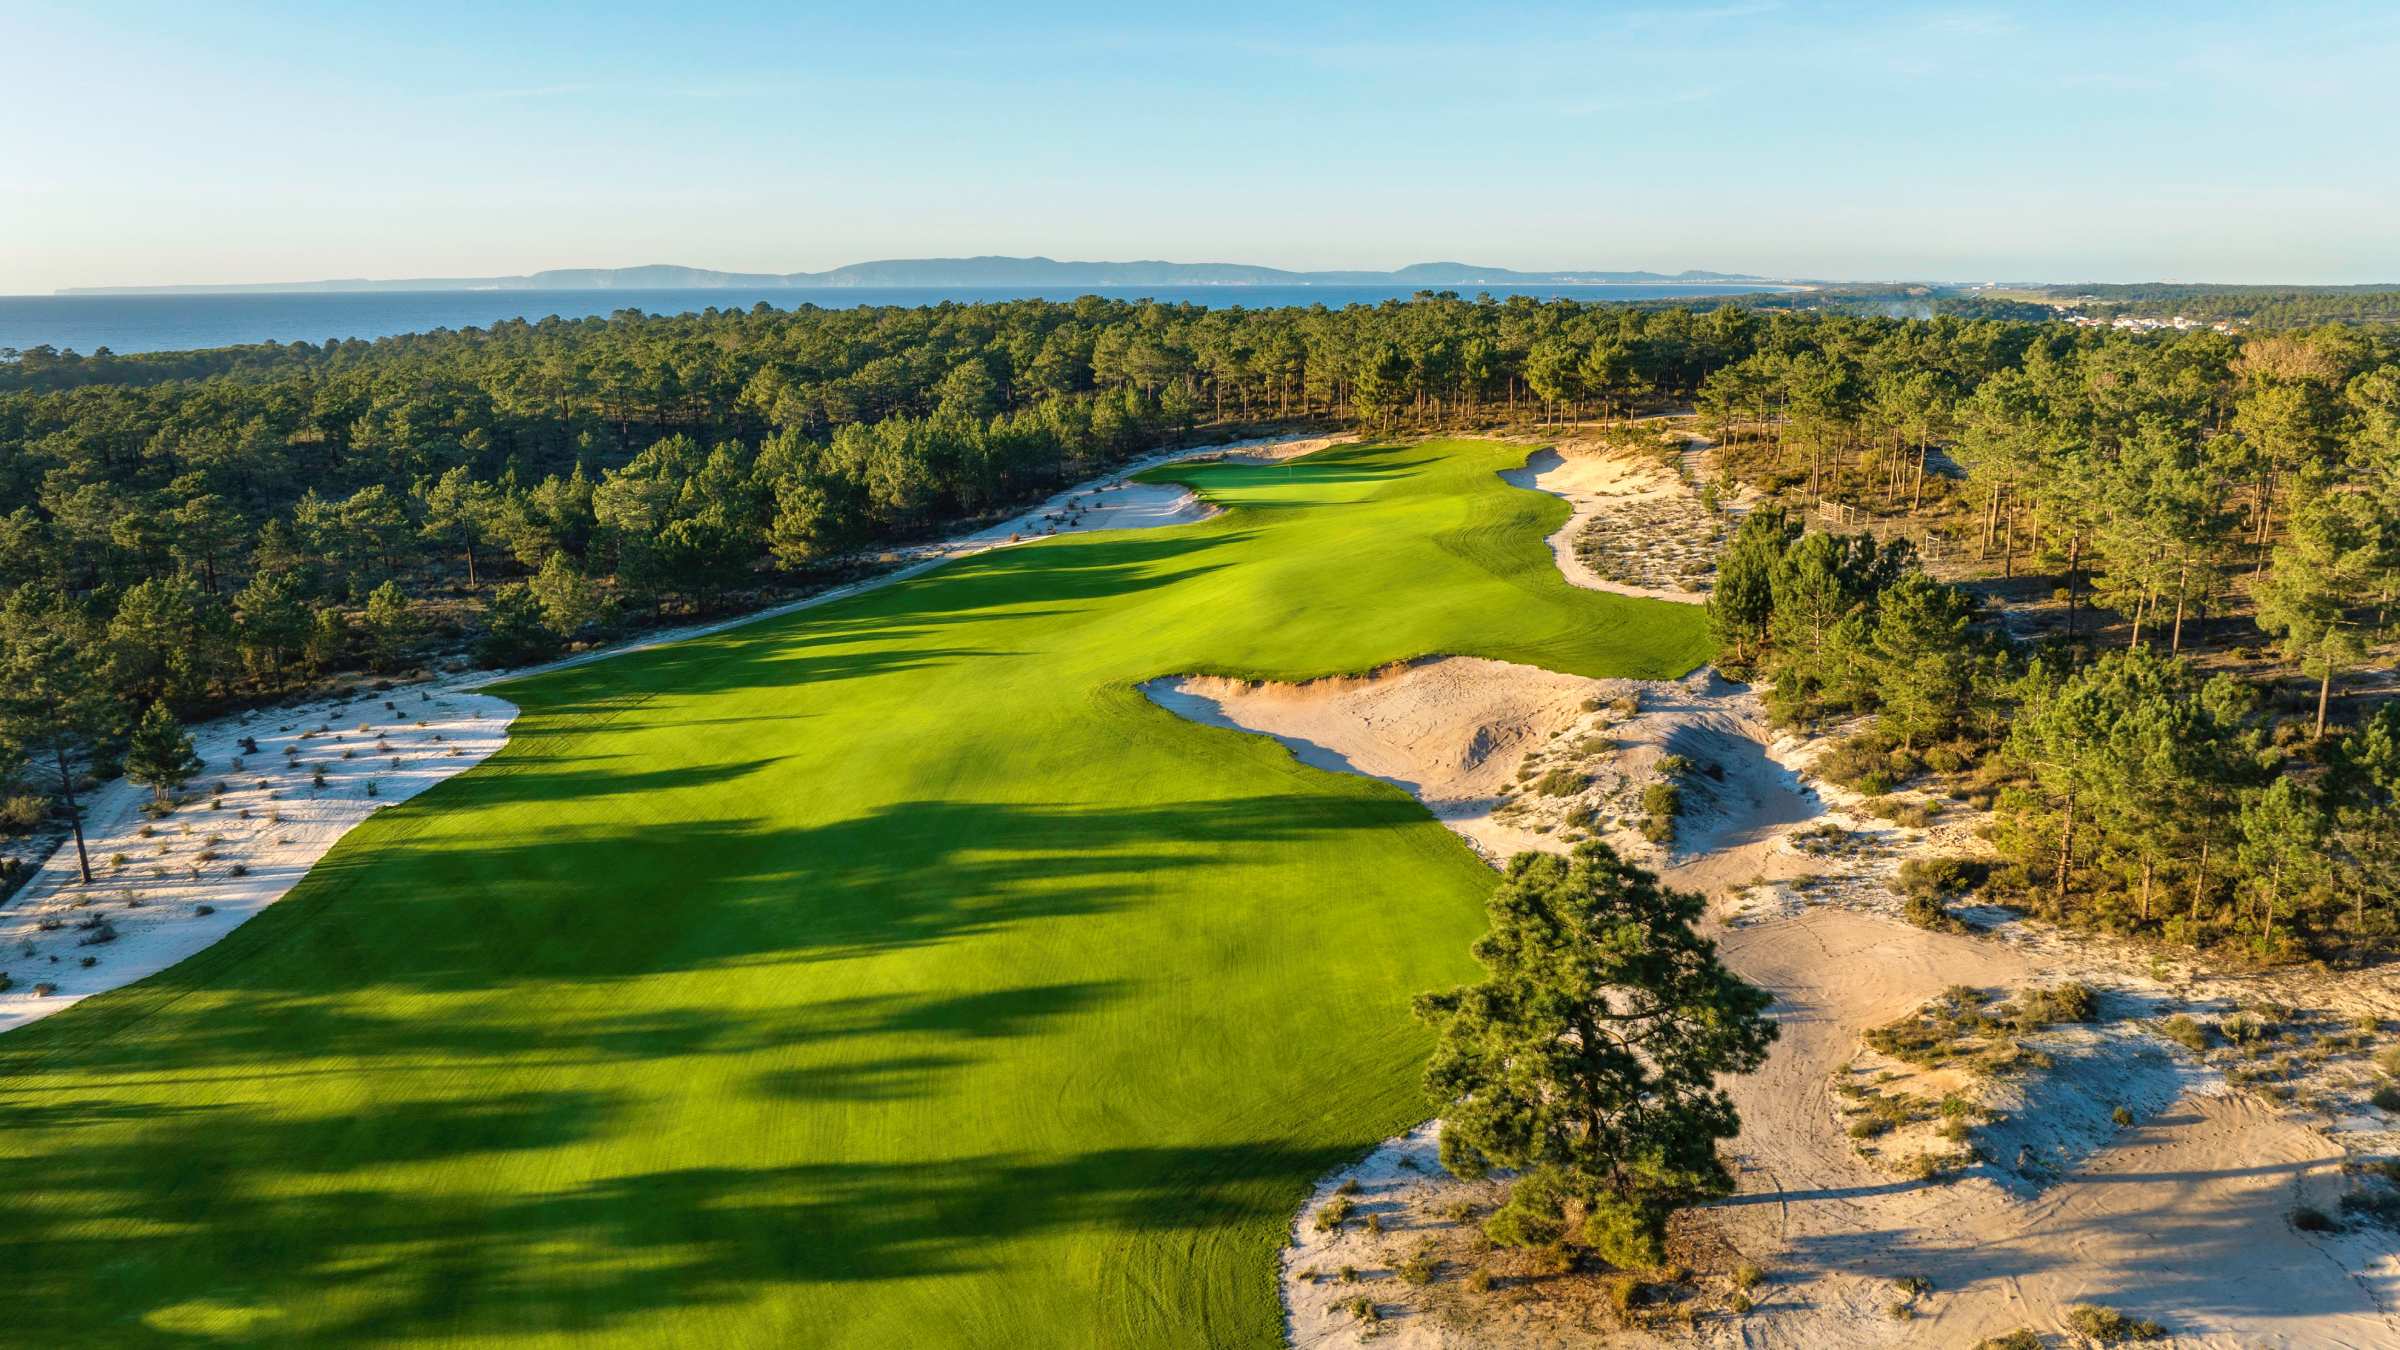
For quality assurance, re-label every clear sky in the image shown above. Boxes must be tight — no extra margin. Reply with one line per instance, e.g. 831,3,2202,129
7,1,2398,293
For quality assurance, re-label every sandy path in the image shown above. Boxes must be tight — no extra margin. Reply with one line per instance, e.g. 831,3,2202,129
0,432,1348,1037
1925,1093,2391,1348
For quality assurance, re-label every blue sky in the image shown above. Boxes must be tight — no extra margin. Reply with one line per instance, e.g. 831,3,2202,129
6,1,2398,291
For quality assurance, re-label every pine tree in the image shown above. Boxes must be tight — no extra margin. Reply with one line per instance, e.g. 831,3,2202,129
1706,507,1794,666
0,591,117,883
123,700,202,808
1415,843,1776,1268
2254,487,2378,739
362,580,417,673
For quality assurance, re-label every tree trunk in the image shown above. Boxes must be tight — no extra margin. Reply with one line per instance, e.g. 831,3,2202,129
53,746,92,885
2315,662,2334,741
2264,861,2284,944
2054,790,2076,914
2064,535,2083,633
2170,562,2189,653
2190,836,2211,925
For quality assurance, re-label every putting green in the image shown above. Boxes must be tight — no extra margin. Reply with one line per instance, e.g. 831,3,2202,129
0,439,1707,1346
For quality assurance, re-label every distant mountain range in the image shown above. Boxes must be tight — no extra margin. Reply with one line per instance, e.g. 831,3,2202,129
61,257,1788,296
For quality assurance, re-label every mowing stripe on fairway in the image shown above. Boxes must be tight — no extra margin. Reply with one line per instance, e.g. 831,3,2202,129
0,439,1706,1347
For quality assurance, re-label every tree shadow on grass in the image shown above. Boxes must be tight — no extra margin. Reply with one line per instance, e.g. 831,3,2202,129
0,1102,1355,1343
0,963,1354,1342
0,787,1423,1077
237,790,1434,995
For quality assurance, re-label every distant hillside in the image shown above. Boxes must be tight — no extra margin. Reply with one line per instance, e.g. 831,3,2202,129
61,256,1786,296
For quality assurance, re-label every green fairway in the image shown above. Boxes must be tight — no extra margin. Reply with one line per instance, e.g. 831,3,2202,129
0,439,1707,1347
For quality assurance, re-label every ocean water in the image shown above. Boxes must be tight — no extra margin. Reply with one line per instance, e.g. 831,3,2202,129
0,283,1788,357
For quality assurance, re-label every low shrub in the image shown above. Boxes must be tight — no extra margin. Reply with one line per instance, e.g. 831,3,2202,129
2224,1010,2277,1045
1601,1272,1640,1316
2066,1303,2163,1342
2160,1014,2211,1052
0,794,49,833
2011,982,2096,1027
1903,892,1968,934
1641,779,1682,844
1313,1196,1354,1231
1815,731,1904,791
2292,1205,2337,1232
1535,766,1587,797
1975,1332,2042,1350
1895,855,1988,902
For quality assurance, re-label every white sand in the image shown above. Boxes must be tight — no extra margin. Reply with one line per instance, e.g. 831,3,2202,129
0,687,512,1032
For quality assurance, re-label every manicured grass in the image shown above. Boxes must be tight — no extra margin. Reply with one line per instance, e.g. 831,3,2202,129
0,439,1707,1346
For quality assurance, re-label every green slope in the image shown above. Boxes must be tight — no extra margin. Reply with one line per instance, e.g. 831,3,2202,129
0,439,1707,1346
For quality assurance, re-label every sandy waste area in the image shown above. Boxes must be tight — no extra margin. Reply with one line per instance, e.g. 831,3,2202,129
1141,436,2400,1348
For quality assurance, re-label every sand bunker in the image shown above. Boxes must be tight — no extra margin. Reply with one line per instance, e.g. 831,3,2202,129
1500,443,1718,604
1146,661,1812,896
0,686,513,1032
